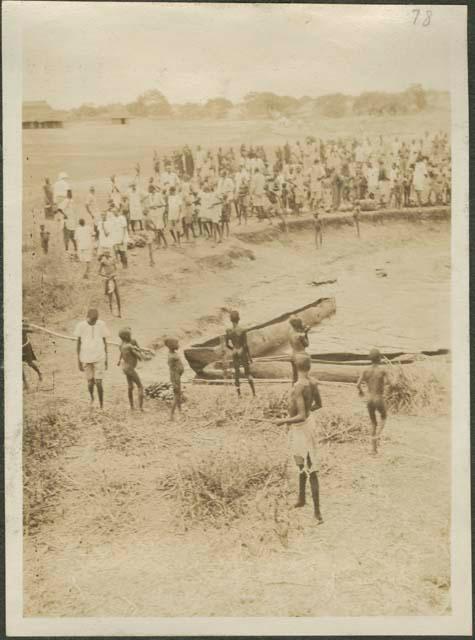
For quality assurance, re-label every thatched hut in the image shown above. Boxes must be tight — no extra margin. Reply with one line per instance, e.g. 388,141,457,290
108,107,130,125
22,101,65,129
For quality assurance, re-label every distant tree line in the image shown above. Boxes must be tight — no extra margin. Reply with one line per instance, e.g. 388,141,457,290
68,85,446,121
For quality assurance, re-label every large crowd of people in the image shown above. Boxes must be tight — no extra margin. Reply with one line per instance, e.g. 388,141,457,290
39,131,451,270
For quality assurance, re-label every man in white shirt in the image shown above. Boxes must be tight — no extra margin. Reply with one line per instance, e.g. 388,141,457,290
85,186,100,226
58,190,78,254
128,183,143,232
97,210,113,253
366,161,379,198
110,208,129,268
74,217,94,279
74,308,110,409
53,171,70,205
167,186,183,245
160,164,179,195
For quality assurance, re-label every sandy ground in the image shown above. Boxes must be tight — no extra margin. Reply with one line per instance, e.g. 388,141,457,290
23,214,451,617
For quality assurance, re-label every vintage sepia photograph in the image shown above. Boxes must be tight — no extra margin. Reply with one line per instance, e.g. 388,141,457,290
3,1,471,636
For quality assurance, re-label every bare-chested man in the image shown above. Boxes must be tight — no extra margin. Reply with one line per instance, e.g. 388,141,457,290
117,328,144,411
165,337,185,421
288,315,310,384
356,348,389,454
225,310,256,398
276,353,323,523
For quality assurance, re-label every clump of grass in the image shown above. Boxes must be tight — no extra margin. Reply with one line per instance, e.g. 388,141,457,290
384,361,449,414
160,440,287,527
313,408,367,444
262,391,288,420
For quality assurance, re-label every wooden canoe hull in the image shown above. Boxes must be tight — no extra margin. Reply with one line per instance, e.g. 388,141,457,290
202,350,450,384
184,297,336,374
203,360,362,383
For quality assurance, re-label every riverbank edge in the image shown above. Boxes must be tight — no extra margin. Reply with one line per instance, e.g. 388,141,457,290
233,206,450,243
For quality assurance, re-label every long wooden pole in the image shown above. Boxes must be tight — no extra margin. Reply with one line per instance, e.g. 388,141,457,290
27,322,155,356
192,377,353,387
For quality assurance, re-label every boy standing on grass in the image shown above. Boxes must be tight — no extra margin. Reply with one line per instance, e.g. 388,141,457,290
356,348,389,455
118,328,144,411
74,308,110,409
275,353,323,524
165,338,184,421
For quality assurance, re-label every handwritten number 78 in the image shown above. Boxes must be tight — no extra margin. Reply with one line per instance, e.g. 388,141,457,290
412,9,432,26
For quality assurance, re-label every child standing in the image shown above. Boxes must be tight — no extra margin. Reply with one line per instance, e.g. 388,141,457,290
356,348,389,455
313,210,323,249
98,250,121,317
39,224,50,254
117,328,144,411
165,337,184,420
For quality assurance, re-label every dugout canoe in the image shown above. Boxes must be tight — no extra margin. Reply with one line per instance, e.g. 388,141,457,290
184,297,337,375
201,349,450,384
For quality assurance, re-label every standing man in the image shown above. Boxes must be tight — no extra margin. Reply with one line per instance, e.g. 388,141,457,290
74,308,110,409
250,167,266,219
53,171,70,207
288,316,310,383
275,353,323,524
58,189,78,255
110,207,129,268
128,183,143,232
357,348,389,455
97,210,114,254
225,310,256,398
74,218,94,279
85,186,100,226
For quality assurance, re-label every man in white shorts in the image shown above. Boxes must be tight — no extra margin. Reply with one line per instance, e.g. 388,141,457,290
74,218,94,279
74,308,110,409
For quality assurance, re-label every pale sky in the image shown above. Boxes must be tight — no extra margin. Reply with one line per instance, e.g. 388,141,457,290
21,2,452,109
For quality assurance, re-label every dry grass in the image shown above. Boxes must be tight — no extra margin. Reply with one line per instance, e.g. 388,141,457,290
160,441,287,525
23,401,82,533
23,243,94,322
158,391,367,536
384,359,449,415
